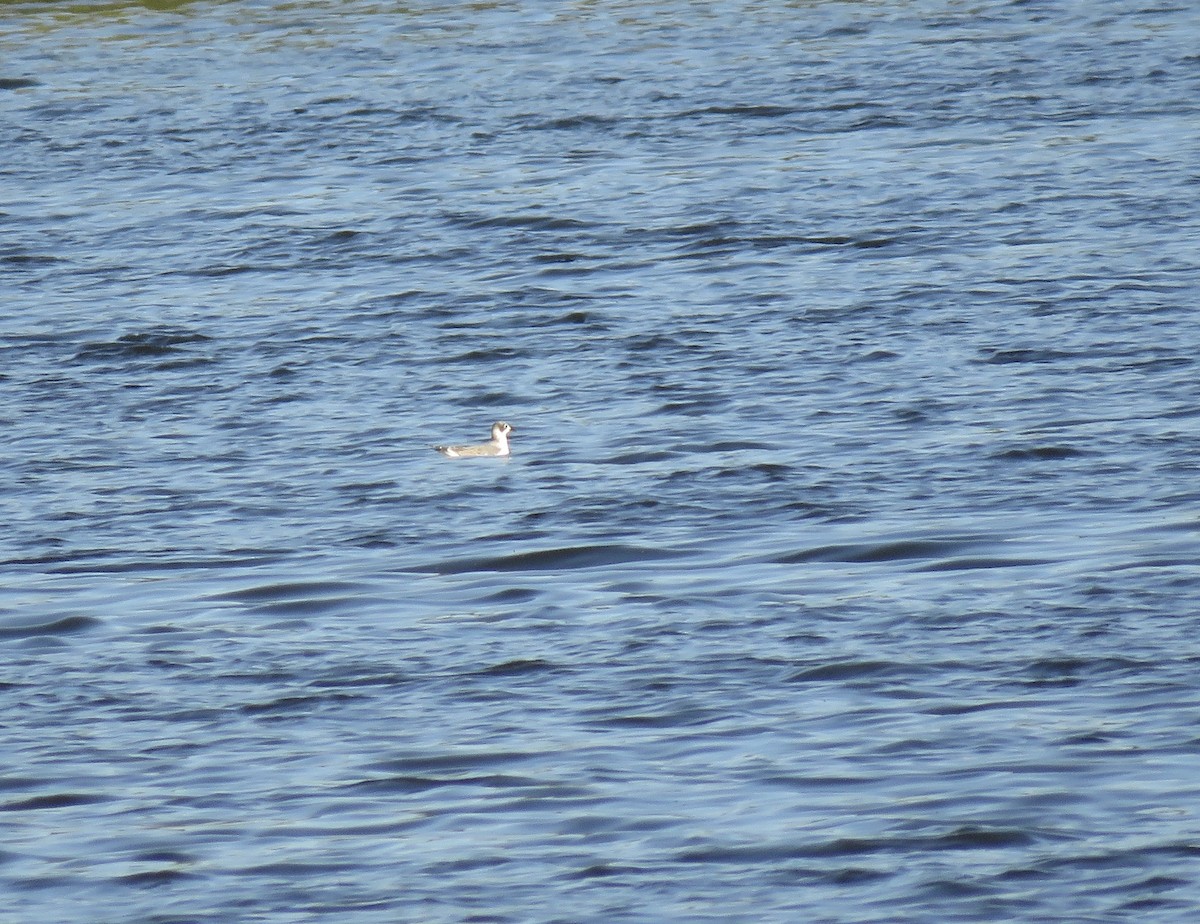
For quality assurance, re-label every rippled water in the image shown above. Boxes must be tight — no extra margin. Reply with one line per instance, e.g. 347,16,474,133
4,1,1200,921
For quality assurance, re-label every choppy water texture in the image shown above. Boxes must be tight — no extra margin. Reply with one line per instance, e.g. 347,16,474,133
4,1,1200,921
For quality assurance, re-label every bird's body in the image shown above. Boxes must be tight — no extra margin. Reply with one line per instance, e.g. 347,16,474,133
434,421,513,458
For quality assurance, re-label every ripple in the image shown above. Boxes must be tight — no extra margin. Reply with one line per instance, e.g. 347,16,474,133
0,615,100,639
785,660,906,683
773,537,982,565
71,329,214,366
0,792,111,812
419,543,686,575
993,445,1090,461
472,658,557,677
208,580,371,603
976,348,1085,365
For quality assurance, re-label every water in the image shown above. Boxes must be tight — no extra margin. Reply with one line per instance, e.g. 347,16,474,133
3,0,1200,920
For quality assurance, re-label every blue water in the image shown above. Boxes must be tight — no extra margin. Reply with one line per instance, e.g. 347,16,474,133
3,1,1200,921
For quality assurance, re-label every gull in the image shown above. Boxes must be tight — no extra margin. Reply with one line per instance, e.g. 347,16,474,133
434,421,513,458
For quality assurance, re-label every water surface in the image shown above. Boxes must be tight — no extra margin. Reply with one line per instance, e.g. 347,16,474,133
3,1,1200,921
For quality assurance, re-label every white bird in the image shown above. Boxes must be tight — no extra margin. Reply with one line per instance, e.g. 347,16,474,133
434,421,513,458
